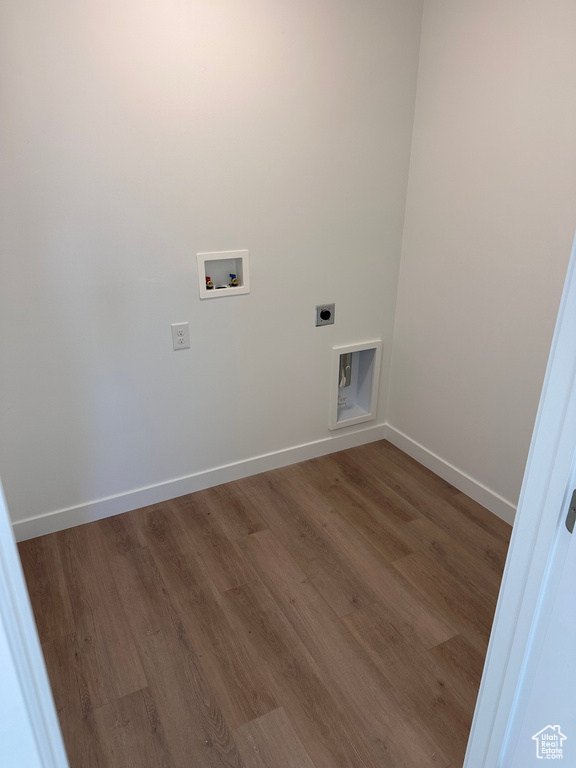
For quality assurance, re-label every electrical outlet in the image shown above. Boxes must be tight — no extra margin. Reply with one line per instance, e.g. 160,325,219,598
171,322,190,350
316,303,335,327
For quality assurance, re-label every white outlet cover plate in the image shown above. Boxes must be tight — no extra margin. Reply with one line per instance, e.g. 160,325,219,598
171,322,190,350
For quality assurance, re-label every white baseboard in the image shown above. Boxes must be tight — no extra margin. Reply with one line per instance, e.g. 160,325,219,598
13,421,516,541
13,425,388,542
385,425,516,525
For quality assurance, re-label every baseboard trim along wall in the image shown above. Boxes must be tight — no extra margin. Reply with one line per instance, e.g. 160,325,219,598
12,425,388,542
12,422,516,541
385,425,517,525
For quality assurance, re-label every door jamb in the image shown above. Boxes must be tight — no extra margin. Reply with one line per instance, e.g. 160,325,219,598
464,233,576,766
0,482,69,768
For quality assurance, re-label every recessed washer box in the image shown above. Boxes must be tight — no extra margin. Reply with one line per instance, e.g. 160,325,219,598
197,250,250,299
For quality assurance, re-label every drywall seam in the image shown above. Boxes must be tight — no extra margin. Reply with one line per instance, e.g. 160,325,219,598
385,424,516,524
12,425,387,542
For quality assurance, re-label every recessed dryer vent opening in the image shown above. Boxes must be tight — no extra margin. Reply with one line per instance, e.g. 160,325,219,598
329,341,382,430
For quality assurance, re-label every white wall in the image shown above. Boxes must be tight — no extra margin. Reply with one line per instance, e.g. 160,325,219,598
3,0,573,537
388,0,576,511
0,0,423,533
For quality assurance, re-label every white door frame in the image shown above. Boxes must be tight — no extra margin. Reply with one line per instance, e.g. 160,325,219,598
0,481,69,768
464,232,576,766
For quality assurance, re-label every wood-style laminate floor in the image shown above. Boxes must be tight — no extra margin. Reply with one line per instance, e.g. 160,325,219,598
18,440,511,768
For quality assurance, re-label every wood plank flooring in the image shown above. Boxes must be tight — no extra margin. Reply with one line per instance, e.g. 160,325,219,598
18,440,511,768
